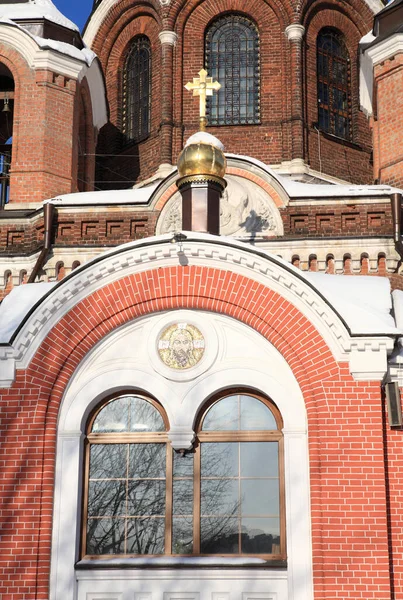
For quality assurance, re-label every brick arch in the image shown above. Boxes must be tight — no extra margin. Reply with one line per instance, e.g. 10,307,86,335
301,0,375,29
90,1,162,59
2,262,388,598
168,0,292,31
29,265,333,569
95,9,163,185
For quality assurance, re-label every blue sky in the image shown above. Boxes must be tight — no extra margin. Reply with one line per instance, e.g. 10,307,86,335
53,0,93,32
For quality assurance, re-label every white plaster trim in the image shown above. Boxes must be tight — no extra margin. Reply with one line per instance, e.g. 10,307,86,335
0,22,40,67
32,49,84,79
159,31,178,46
0,236,394,389
51,343,312,600
79,58,108,131
284,24,305,42
0,22,86,79
360,33,403,117
362,0,386,14
367,32,403,67
83,0,119,48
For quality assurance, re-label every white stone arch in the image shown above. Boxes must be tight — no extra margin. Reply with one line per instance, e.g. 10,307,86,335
51,311,312,600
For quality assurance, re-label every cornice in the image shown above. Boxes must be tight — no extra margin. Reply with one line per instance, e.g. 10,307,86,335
0,235,395,388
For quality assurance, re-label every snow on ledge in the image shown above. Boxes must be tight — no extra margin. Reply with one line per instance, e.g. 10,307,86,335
304,272,398,335
77,556,269,568
0,282,56,343
46,183,160,206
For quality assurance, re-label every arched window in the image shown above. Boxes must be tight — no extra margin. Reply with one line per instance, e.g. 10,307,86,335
122,36,151,142
317,28,351,140
83,391,284,558
205,15,260,126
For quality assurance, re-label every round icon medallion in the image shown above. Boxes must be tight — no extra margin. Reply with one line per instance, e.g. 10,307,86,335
157,322,205,370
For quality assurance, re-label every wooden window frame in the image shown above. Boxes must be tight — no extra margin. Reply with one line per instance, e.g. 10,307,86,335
82,390,285,560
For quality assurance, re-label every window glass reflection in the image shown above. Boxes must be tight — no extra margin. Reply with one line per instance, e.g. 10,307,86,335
92,396,165,433
172,517,193,554
240,442,278,477
241,517,280,554
200,517,239,553
126,517,165,554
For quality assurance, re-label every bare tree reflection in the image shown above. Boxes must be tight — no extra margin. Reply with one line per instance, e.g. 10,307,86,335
87,439,279,555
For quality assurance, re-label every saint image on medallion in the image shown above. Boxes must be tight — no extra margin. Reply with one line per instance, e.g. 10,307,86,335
158,322,205,370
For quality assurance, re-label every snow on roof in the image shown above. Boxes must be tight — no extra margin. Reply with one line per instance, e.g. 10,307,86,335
0,282,56,343
185,131,225,151
0,235,399,344
0,0,79,32
46,182,160,205
32,35,96,65
305,271,399,335
226,153,399,198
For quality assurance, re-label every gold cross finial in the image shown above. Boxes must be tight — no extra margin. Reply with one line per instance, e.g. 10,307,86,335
185,68,221,131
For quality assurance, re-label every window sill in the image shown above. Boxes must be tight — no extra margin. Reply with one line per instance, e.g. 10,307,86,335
313,128,363,151
76,557,287,570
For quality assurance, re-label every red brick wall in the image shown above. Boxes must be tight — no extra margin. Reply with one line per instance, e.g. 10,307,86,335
0,265,394,598
12,65,78,202
373,53,403,188
93,6,163,188
90,0,375,185
304,7,373,184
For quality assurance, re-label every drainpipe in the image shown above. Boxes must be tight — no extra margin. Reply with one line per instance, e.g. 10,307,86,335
28,202,55,283
391,192,403,266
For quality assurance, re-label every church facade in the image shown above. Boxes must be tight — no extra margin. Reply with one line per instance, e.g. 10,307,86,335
2,0,403,599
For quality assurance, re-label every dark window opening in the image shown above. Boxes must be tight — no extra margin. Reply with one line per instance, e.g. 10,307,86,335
122,36,151,143
0,63,14,208
317,28,351,141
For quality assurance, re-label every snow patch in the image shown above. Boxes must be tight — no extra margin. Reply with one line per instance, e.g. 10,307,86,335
0,283,56,343
46,183,160,206
32,35,95,65
185,131,225,151
77,556,267,568
304,272,398,334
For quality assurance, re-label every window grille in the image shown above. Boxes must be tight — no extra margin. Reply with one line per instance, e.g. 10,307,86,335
317,28,351,141
205,15,260,126
122,36,151,142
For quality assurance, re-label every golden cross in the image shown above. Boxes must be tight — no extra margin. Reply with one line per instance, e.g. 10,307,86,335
185,68,221,130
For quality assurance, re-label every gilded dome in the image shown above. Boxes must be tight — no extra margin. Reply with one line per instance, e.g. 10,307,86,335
177,131,226,183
